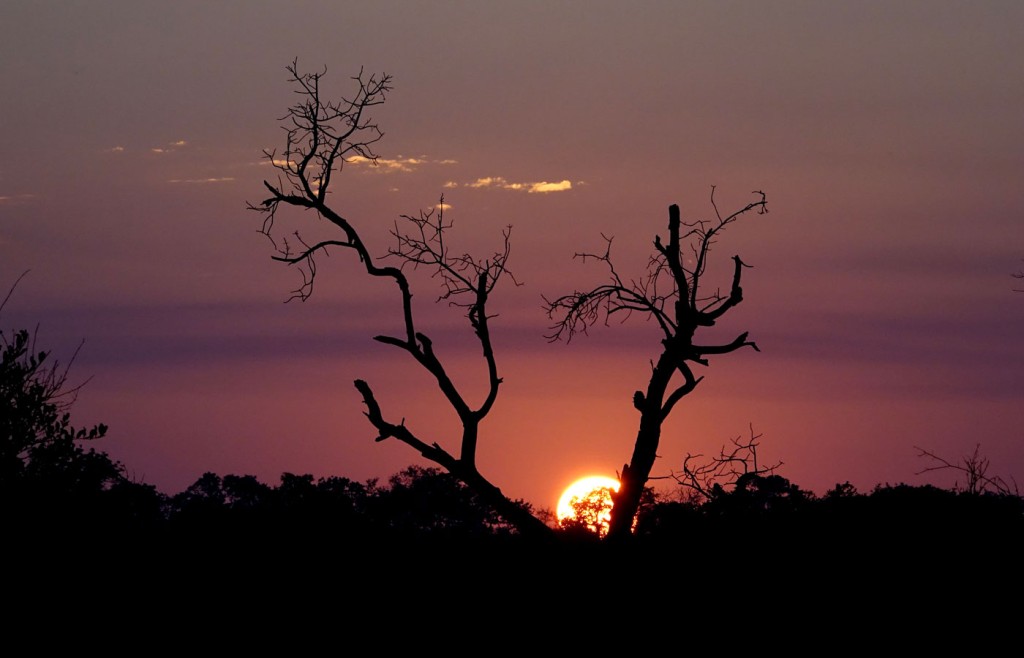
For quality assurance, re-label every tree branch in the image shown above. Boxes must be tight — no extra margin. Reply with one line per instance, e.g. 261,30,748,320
354,379,458,469
671,426,781,502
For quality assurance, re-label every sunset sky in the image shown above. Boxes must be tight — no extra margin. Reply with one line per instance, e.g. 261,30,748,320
2,1,1022,511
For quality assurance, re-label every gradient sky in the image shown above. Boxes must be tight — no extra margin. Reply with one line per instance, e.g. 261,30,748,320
2,1,1022,511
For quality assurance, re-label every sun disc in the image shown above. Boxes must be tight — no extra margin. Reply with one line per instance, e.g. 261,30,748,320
556,475,621,523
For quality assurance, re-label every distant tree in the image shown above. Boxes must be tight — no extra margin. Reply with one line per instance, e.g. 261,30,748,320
221,473,274,513
369,465,529,537
915,444,1018,496
545,188,767,539
558,485,616,537
250,61,549,537
168,472,228,531
717,472,812,514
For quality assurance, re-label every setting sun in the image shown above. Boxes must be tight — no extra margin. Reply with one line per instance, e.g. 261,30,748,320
556,476,620,535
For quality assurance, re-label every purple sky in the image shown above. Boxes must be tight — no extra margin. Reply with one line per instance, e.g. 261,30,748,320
2,1,1022,511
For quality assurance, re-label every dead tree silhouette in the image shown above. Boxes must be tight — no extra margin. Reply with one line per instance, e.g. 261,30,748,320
249,61,549,537
545,189,767,540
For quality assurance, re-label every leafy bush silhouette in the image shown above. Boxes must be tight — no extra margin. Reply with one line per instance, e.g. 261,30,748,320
2,279,161,535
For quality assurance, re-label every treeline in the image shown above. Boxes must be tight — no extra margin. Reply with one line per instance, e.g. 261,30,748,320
4,315,1023,552
8,452,1024,550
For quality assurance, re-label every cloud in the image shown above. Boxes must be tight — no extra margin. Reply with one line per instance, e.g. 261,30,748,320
345,155,456,173
469,176,506,188
443,181,459,189
436,202,452,210
151,140,188,154
168,177,236,184
0,194,36,205
528,180,572,193
255,157,299,169
104,146,125,153
464,176,574,193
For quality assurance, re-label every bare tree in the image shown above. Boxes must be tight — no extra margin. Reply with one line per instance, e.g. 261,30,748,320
545,189,767,540
670,425,781,503
915,444,1018,496
250,61,549,537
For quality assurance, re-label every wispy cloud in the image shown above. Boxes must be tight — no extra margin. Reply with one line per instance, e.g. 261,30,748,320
465,176,574,193
346,155,456,173
104,146,126,153
0,194,36,205
152,139,188,154
168,177,235,184
255,157,299,169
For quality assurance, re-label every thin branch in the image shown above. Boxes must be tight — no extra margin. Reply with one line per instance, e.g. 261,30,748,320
543,234,674,342
671,426,781,501
915,444,1018,496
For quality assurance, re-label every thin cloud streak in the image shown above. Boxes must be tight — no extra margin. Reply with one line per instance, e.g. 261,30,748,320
462,176,574,193
346,155,457,173
168,177,236,184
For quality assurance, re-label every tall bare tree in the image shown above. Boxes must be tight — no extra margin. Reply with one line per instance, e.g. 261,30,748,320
545,190,767,540
250,61,549,537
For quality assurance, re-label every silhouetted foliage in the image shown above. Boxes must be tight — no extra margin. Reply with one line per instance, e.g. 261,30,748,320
558,486,616,537
1,276,162,534
368,465,530,538
162,464,536,547
701,472,813,521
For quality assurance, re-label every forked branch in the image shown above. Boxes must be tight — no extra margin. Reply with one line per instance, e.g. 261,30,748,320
546,189,766,345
